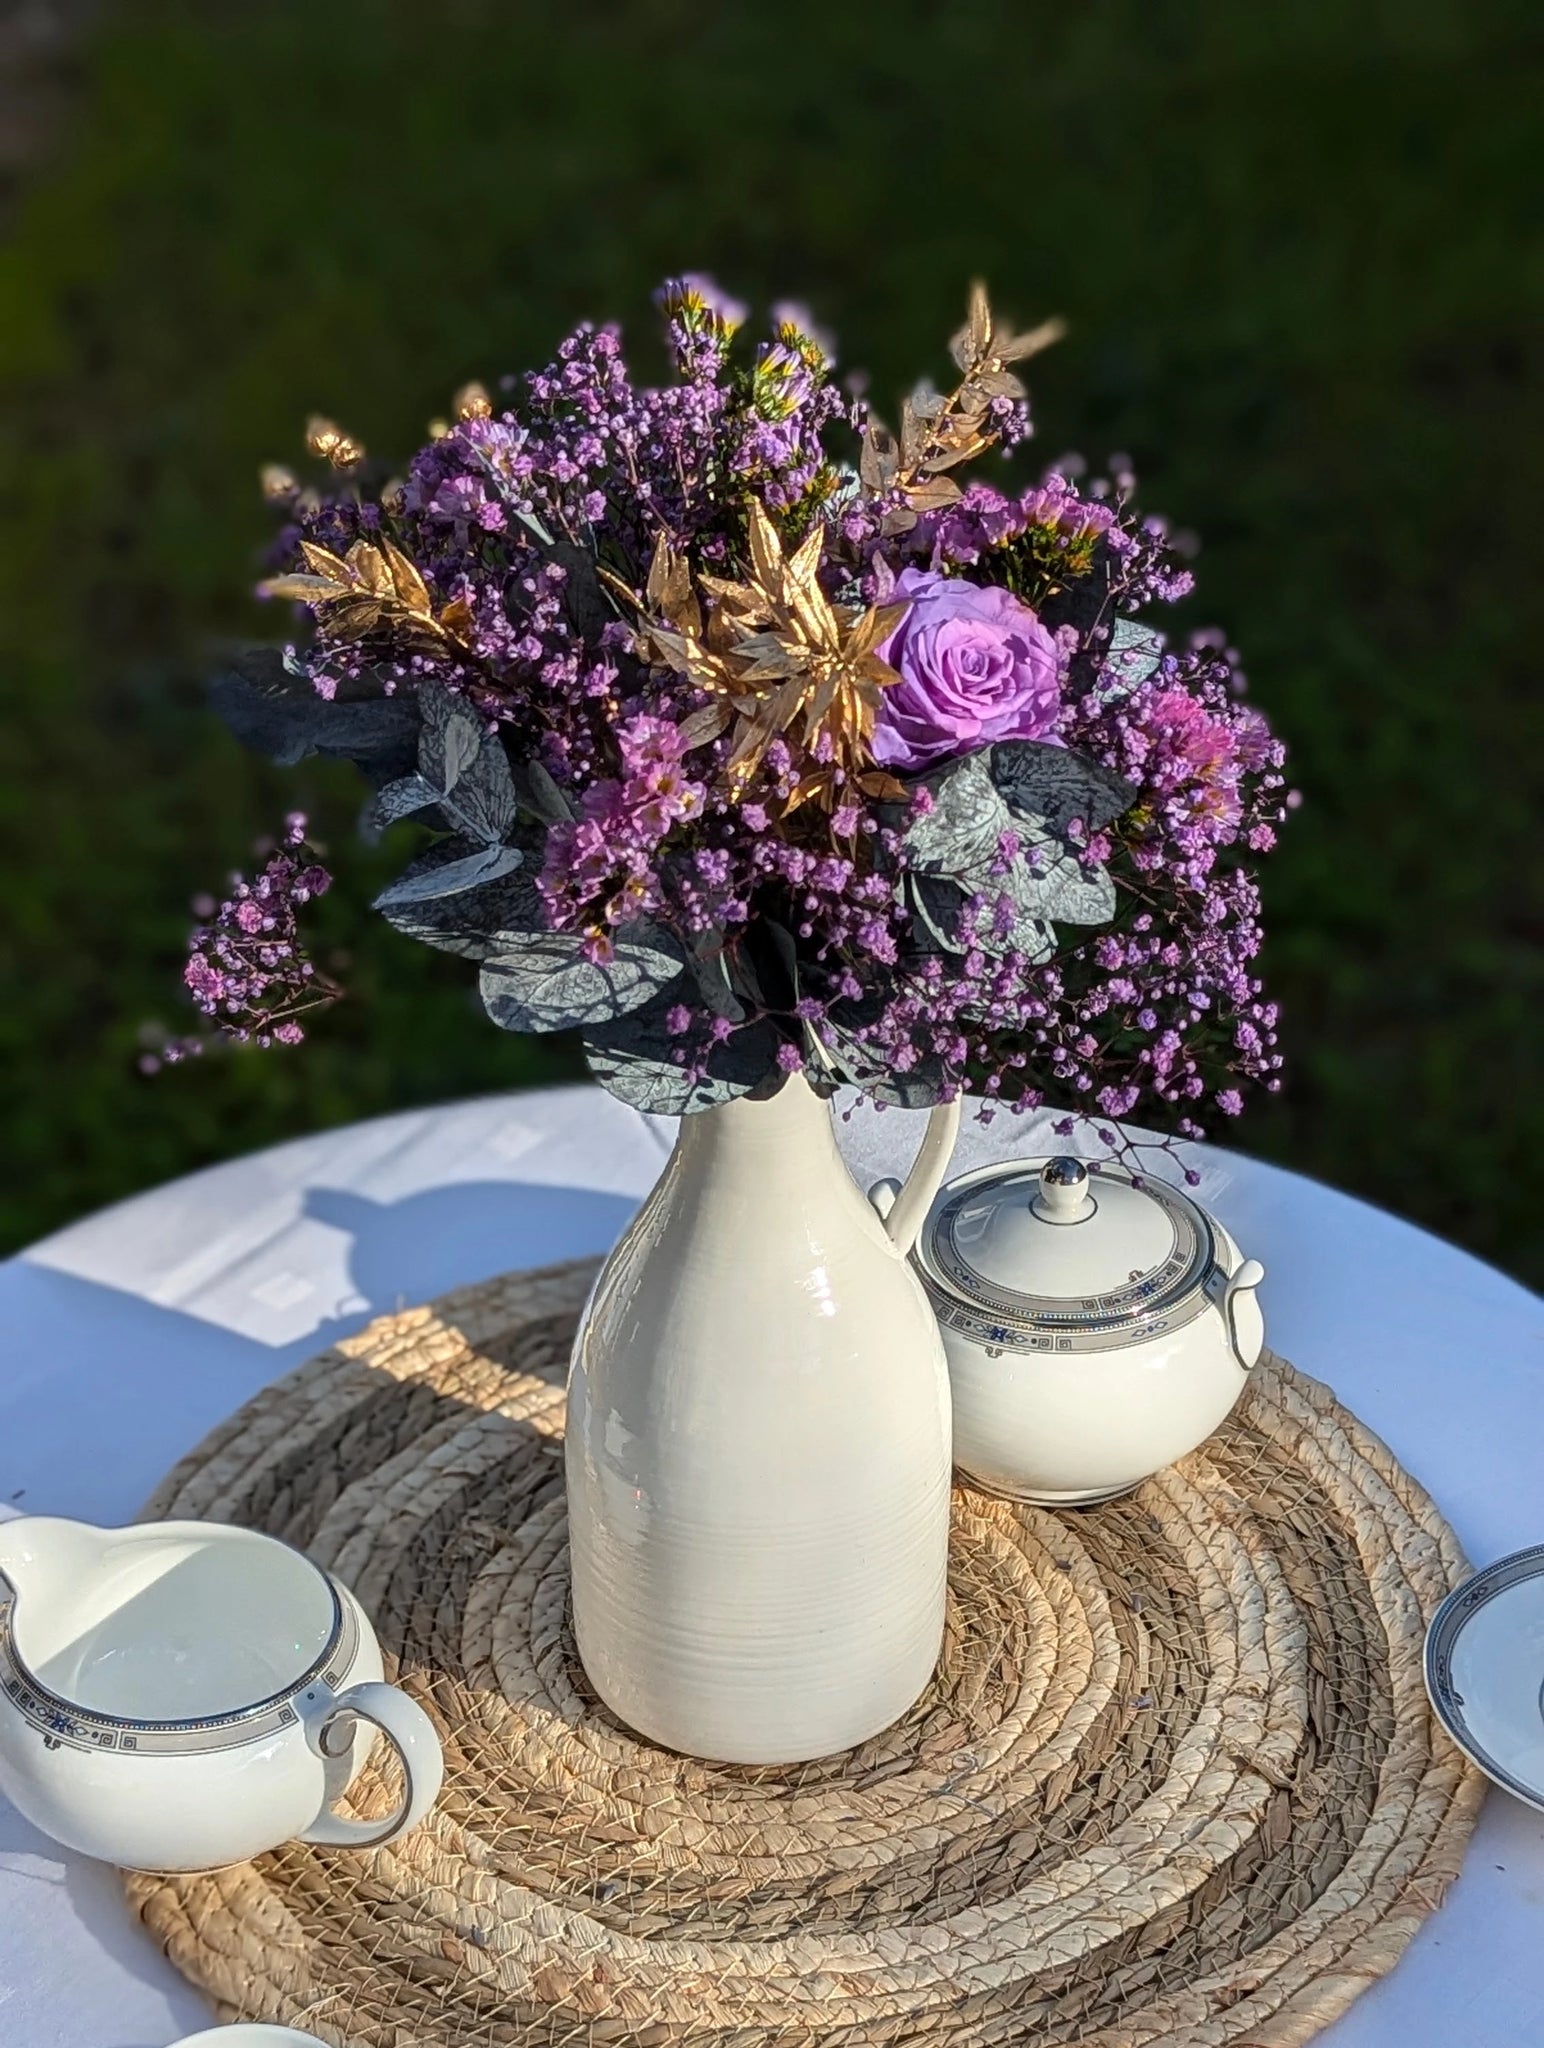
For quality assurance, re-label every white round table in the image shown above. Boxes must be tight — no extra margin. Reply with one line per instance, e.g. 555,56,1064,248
1,1085,1541,2048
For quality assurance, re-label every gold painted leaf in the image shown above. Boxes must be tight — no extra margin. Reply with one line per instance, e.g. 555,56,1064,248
768,675,809,728
998,316,1067,363
807,673,838,724
437,596,475,642
257,574,342,604
298,541,351,586
786,524,824,593
746,499,782,588
780,778,822,818
859,419,900,493
733,634,803,681
346,543,393,599
699,572,774,628
903,474,965,512
947,280,993,372
321,598,391,641
973,365,1028,401
898,397,925,471
643,627,700,677
844,600,909,659
970,280,993,356
645,532,680,614
676,703,732,750
305,416,343,459
384,539,434,614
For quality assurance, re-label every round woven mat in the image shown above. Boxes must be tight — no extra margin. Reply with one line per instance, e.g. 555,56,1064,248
126,1258,1483,2048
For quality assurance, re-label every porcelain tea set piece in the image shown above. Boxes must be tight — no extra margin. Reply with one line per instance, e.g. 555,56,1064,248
0,1516,443,1873
878,1153,1267,1504
1425,1544,1544,1812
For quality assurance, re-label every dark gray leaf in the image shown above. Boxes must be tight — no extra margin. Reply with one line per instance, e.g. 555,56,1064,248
441,741,518,844
516,758,575,825
546,541,615,638
479,922,686,1034
1105,618,1163,692
990,741,1136,836
361,773,440,840
375,842,526,909
1009,820,1117,926
210,650,420,779
933,869,1056,964
901,751,1011,883
514,507,555,545
982,892,1057,963
732,918,798,1011
688,931,747,1023
583,1010,783,1116
418,685,483,791
813,1011,951,1109
415,684,517,845
904,839,1109,965
373,836,545,958
904,874,969,954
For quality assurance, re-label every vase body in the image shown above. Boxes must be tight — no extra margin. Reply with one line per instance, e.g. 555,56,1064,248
565,1075,958,1764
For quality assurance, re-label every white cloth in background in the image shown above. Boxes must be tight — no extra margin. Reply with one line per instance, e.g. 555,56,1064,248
0,1085,1540,2047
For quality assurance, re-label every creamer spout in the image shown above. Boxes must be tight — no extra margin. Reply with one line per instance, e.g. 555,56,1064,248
0,1516,108,1608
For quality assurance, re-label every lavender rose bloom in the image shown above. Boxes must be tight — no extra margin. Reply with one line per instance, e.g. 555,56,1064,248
872,567,1064,772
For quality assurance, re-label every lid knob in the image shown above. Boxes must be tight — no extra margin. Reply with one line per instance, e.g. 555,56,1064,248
1031,1156,1096,1225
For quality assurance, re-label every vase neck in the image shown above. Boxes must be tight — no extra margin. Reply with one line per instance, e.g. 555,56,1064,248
672,1075,845,1183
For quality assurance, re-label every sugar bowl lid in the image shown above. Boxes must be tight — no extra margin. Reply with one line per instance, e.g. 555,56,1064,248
914,1155,1225,1353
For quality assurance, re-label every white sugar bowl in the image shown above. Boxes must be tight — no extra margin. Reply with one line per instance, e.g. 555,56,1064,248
896,1155,1266,1505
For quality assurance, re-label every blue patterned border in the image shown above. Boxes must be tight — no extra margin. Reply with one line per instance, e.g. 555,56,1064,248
0,1573,355,1757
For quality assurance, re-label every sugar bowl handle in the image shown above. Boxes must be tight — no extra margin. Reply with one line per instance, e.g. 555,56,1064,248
299,1680,444,1850
867,1095,962,1258
1222,1259,1266,1371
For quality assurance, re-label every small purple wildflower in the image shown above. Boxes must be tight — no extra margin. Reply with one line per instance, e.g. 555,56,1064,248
173,816,340,1054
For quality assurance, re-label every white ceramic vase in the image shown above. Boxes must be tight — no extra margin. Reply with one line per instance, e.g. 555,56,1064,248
565,1074,960,1764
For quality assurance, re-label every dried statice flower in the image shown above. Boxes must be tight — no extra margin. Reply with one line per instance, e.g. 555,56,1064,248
169,815,339,1055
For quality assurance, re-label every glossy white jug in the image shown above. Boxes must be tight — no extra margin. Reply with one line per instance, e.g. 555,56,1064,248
566,1075,960,1764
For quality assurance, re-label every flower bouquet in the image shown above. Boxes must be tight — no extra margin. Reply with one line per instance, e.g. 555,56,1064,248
176,279,1293,1763
182,280,1287,1157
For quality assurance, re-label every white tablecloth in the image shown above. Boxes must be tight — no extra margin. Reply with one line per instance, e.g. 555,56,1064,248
1,1085,1541,2048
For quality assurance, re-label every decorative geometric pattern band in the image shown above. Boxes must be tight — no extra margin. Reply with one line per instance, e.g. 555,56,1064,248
0,1581,355,1757
919,1165,1217,1351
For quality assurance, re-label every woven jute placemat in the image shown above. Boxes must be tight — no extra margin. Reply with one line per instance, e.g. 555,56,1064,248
125,1258,1484,2048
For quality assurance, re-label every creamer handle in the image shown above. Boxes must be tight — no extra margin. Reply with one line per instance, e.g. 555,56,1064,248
298,1680,444,1850
868,1095,961,1258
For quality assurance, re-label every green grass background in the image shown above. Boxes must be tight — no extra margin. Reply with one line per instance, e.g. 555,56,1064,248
2,0,1540,1284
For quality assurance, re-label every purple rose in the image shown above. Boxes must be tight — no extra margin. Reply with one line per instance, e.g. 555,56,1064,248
871,568,1064,772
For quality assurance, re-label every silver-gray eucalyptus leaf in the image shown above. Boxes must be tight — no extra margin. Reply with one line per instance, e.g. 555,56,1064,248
480,923,686,1035
990,740,1136,836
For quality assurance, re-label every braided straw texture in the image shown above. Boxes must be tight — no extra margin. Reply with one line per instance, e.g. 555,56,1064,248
125,1258,1483,2048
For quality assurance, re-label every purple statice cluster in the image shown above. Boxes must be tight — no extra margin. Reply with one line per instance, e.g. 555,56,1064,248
538,714,708,944
171,817,337,1057
183,279,1291,1149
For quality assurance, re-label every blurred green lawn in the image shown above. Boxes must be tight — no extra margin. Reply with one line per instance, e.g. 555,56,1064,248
2,0,1540,1283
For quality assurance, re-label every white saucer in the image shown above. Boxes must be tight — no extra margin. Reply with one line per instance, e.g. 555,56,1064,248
1425,1543,1544,1811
